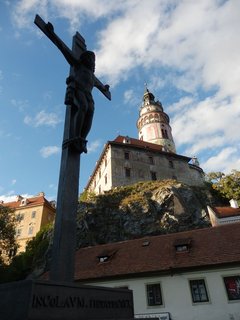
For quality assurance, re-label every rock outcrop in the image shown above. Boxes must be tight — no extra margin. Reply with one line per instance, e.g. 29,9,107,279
76,180,216,248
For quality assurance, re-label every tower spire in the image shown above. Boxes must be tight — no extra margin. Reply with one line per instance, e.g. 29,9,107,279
137,87,176,153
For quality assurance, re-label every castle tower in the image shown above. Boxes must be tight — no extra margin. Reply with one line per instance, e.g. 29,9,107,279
137,87,176,153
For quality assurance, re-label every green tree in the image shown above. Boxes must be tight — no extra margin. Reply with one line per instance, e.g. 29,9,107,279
0,205,18,265
206,170,240,205
0,223,53,283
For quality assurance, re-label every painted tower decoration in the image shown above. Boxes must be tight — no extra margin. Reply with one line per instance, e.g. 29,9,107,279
137,87,176,153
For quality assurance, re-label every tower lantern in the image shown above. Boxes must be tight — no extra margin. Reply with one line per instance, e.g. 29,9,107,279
137,87,176,153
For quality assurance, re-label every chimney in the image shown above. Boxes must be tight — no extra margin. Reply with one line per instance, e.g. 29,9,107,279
230,199,239,208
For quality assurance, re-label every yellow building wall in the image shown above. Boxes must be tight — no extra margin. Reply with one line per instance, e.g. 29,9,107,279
15,204,55,253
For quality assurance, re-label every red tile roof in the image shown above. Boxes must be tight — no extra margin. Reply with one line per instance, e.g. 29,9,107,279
74,223,240,282
212,207,240,218
2,195,55,211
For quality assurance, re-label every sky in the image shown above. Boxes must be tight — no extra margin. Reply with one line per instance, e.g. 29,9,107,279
0,0,240,202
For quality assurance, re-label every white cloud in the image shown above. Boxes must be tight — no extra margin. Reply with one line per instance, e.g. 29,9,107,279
40,145,60,158
87,139,102,153
11,179,17,186
12,1,240,98
0,193,34,203
11,0,240,175
24,110,61,127
11,99,29,111
202,147,240,174
171,93,240,154
123,89,139,106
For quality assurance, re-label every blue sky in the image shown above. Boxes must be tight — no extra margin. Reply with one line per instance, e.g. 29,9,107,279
0,0,240,202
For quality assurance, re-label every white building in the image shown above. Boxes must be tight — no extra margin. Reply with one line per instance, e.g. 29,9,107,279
73,223,240,320
207,200,240,226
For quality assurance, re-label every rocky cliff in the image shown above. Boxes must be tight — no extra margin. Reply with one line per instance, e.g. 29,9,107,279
30,179,223,278
75,180,217,249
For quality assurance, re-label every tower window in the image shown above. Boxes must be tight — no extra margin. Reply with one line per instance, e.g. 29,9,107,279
105,174,107,185
125,168,131,178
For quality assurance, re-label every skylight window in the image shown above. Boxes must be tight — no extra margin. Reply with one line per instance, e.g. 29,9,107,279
99,256,109,263
97,249,117,263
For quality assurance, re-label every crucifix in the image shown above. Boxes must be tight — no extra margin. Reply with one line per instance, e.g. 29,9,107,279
34,15,111,282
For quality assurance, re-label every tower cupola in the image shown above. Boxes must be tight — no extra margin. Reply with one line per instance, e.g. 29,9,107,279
137,87,176,153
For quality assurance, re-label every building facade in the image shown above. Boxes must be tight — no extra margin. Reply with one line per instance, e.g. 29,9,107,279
86,136,204,195
2,192,55,254
85,89,204,195
73,223,240,320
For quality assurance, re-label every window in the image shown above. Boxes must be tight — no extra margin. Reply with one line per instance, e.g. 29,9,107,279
189,279,209,303
149,156,154,164
151,171,157,181
16,229,22,237
105,174,107,185
124,152,130,160
105,158,107,167
98,185,101,194
99,171,101,179
16,213,24,222
169,160,174,168
138,169,144,178
146,283,163,306
31,211,36,219
125,168,131,178
28,226,34,235
224,276,240,300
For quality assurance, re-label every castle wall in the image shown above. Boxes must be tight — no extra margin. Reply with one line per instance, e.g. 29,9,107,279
87,143,204,195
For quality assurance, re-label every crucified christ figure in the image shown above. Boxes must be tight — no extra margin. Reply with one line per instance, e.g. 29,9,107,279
35,16,111,153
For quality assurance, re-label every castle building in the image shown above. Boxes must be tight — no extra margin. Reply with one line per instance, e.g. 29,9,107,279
1,192,55,255
85,89,204,194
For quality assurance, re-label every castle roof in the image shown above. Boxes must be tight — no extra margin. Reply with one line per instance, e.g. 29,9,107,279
74,223,240,282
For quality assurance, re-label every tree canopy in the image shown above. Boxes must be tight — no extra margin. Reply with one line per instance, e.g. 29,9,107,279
0,205,18,265
206,170,240,205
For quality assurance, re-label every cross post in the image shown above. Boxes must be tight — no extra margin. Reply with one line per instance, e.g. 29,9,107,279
34,15,111,282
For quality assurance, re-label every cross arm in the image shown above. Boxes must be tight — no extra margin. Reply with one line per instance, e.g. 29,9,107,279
94,76,111,101
34,14,77,66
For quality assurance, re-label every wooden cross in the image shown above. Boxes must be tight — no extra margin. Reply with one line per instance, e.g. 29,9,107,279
34,15,111,281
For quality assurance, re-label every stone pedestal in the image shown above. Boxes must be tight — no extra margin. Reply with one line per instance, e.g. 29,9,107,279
0,279,135,320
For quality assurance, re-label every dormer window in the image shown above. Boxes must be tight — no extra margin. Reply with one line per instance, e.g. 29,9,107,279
174,238,191,252
20,198,28,206
123,136,131,144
